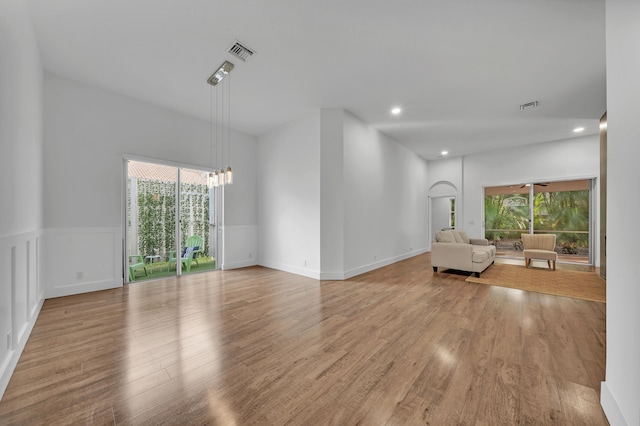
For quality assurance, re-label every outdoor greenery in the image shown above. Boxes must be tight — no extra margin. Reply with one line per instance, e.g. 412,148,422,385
130,256,217,281
485,189,589,252
128,178,211,260
137,180,176,259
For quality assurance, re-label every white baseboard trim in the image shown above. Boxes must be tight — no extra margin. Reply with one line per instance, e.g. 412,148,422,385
258,260,321,280
222,259,258,270
601,381,628,426
342,248,428,280
260,249,428,281
46,279,122,299
0,297,44,401
319,271,345,280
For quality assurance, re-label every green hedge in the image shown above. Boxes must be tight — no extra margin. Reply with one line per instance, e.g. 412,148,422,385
131,179,210,258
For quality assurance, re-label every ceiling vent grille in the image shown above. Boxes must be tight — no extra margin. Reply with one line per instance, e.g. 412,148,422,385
520,100,539,110
227,40,255,62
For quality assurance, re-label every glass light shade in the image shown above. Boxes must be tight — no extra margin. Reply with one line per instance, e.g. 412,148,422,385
219,169,226,186
207,172,215,188
213,171,220,187
225,166,233,185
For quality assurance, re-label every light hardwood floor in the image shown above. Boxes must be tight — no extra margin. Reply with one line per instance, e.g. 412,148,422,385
0,253,607,425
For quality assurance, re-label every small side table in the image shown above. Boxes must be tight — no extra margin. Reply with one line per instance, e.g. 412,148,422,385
145,255,162,274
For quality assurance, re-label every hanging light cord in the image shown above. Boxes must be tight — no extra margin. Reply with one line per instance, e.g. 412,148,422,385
228,73,231,168
210,86,213,170
221,77,225,176
215,82,219,172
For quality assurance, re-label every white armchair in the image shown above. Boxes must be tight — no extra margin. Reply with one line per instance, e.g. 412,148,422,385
522,234,557,270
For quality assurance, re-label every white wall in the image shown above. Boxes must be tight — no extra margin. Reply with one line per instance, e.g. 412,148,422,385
431,197,452,233
258,109,429,280
427,156,463,241
222,120,259,270
0,0,45,399
258,111,321,278
44,74,258,295
601,2,640,425
343,112,429,277
428,156,463,195
320,109,345,278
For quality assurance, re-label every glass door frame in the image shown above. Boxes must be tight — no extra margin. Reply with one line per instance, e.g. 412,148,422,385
122,155,219,283
482,178,596,265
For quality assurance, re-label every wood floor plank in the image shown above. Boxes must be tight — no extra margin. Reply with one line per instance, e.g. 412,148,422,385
0,253,608,425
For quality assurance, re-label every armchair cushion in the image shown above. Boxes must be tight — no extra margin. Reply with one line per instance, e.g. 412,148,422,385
182,245,199,257
472,246,494,263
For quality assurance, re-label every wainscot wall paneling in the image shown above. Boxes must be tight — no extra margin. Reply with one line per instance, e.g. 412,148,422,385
0,230,45,399
43,227,123,298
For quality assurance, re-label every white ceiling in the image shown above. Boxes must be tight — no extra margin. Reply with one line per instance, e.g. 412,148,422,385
27,0,606,160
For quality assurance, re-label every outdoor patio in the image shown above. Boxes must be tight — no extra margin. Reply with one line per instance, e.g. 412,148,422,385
492,238,590,264
130,256,218,282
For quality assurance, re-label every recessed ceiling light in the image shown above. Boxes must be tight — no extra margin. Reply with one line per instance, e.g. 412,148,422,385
391,107,402,115
441,151,448,156
573,127,585,133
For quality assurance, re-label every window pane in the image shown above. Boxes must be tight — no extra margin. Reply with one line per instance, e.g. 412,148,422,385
484,179,591,264
533,188,590,261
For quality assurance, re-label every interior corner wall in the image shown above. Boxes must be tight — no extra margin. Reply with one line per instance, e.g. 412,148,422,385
221,128,259,270
43,74,258,296
0,0,45,399
258,111,322,279
343,112,429,277
601,1,640,425
320,109,345,279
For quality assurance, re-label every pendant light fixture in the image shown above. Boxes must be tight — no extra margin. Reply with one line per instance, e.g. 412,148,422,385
207,60,234,188
219,76,226,186
207,83,216,188
225,69,233,185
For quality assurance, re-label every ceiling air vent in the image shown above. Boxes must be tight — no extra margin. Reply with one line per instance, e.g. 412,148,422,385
227,40,256,62
520,100,539,111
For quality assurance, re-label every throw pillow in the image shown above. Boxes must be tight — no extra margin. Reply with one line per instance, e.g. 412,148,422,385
436,230,456,243
452,230,471,244
457,230,470,244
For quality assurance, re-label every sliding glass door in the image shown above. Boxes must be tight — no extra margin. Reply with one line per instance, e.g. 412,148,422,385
177,167,216,276
484,184,530,250
532,180,591,263
125,160,218,282
484,179,593,264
